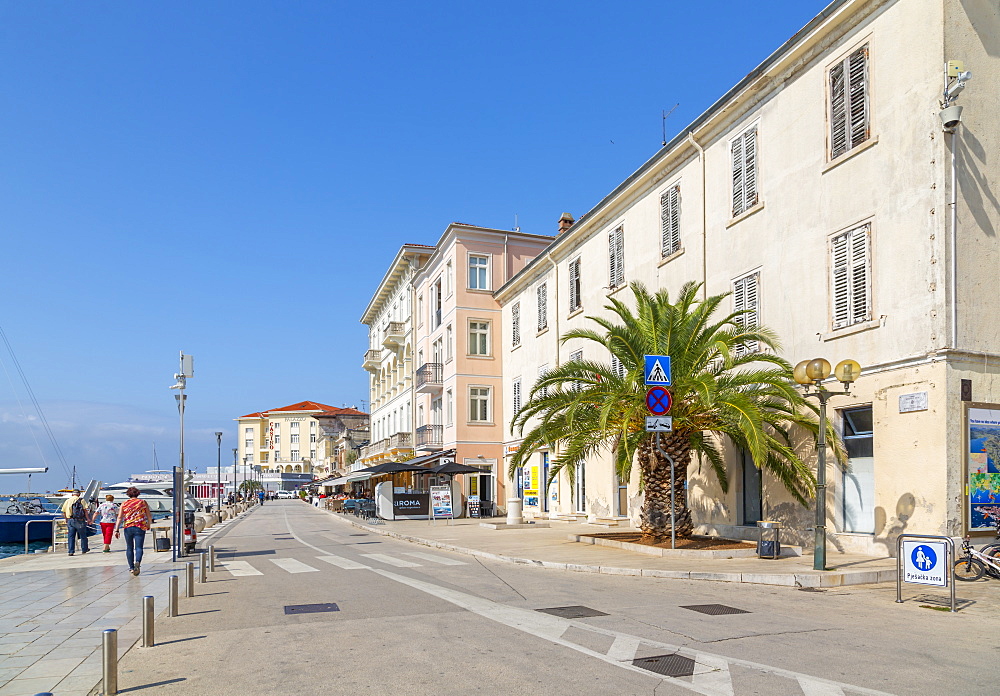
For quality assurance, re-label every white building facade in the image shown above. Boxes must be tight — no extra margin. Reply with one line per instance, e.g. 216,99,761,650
497,0,1000,555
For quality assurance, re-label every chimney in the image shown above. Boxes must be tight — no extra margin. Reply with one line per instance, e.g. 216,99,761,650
557,212,575,235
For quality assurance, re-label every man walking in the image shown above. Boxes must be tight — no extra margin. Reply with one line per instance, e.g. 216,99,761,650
61,489,91,556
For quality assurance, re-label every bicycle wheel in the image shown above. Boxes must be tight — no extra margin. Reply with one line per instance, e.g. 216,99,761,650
982,544,1000,561
953,556,986,581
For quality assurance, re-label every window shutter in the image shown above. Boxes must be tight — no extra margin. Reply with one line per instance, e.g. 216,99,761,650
830,224,871,330
848,47,869,150
511,303,520,347
537,283,547,331
743,128,758,209
610,354,624,380
830,61,848,158
849,224,871,325
538,365,548,398
731,133,745,216
569,259,580,311
512,379,521,416
733,273,759,356
661,185,680,257
609,226,624,288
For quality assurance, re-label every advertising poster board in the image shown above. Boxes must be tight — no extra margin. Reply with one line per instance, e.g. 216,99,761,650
430,485,453,518
523,465,539,508
968,408,1000,530
468,494,480,518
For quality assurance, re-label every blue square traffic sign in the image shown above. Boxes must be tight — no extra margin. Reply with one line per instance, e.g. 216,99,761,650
644,355,671,386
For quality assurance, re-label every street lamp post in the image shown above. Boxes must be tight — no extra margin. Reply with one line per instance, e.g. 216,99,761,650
232,448,238,503
169,352,193,561
214,432,223,513
793,357,861,571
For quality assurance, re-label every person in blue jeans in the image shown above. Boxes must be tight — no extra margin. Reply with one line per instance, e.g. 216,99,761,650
113,487,153,576
61,489,91,556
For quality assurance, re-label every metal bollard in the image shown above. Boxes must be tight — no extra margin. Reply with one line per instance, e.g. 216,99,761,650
199,552,207,583
209,545,216,572
142,595,155,647
102,628,118,695
185,562,194,597
168,575,178,617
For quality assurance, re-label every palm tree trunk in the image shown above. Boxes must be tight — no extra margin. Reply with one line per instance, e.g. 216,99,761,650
638,436,692,541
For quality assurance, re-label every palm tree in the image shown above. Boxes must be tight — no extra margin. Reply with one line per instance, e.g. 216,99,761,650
509,281,840,541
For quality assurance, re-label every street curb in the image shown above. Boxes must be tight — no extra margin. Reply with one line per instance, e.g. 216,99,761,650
322,509,896,587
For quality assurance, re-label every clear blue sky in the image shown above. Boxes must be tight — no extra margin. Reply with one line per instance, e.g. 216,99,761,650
0,1,831,490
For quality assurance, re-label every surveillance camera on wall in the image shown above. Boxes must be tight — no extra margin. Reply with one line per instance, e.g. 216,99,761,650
940,104,963,130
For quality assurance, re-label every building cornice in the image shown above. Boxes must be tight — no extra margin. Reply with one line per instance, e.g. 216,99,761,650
360,244,434,325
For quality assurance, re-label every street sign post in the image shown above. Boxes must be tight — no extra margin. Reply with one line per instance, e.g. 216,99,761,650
644,355,672,386
895,534,956,612
645,416,673,432
645,387,672,416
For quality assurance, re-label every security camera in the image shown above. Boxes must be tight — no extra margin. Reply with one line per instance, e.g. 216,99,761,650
940,104,963,130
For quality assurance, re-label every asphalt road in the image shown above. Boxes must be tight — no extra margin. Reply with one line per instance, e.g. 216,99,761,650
114,501,998,695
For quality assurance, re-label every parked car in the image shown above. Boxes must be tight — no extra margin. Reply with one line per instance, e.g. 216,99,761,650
276,490,295,499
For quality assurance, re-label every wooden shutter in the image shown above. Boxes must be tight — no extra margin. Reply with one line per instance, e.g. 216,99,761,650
660,185,680,257
512,379,521,415
569,259,580,311
732,134,745,216
537,283,547,331
511,303,520,347
830,61,848,158
830,46,869,160
733,272,759,356
743,128,758,210
831,224,870,329
538,365,548,398
609,226,624,288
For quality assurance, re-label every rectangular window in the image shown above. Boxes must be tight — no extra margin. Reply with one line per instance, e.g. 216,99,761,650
841,406,874,533
446,389,454,426
446,260,453,296
831,223,871,329
733,271,760,356
538,364,549,398
830,45,870,160
610,355,625,380
446,324,453,360
731,126,759,217
469,387,490,422
537,283,548,331
512,378,522,416
432,338,443,364
511,303,521,347
310,433,316,443
608,225,624,289
274,435,281,446
469,320,490,356
660,185,681,257
290,433,300,444
432,279,442,328
310,449,316,459
469,255,489,290
568,258,582,312
290,422,299,432
417,294,424,327
291,450,300,462
245,438,253,450
569,350,583,390
244,427,253,436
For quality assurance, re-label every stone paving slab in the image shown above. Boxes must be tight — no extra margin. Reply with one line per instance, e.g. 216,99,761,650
0,506,256,695
325,511,898,588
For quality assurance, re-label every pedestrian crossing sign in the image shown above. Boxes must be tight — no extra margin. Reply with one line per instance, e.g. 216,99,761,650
644,355,672,386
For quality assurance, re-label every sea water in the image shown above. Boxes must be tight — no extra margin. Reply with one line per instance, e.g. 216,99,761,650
0,541,49,559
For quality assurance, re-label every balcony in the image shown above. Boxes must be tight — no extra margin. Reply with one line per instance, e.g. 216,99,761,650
415,424,443,451
363,348,382,372
389,431,412,452
415,362,443,393
382,321,406,348
360,438,390,461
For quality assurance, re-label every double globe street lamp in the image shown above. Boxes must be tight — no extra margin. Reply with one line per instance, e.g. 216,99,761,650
793,357,861,571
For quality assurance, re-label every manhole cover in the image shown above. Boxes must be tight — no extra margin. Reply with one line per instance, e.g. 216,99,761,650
284,603,340,615
680,604,749,616
633,653,696,678
536,606,609,619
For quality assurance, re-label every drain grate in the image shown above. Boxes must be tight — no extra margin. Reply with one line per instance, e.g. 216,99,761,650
284,603,340,615
633,653,696,678
680,604,749,616
536,605,609,619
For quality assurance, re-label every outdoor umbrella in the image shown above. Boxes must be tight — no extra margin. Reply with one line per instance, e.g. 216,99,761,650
354,462,428,475
426,461,490,475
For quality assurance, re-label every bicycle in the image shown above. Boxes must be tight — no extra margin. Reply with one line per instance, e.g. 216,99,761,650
953,535,1000,581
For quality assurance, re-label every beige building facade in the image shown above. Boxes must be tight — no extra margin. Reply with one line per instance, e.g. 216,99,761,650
411,223,552,508
497,0,1000,555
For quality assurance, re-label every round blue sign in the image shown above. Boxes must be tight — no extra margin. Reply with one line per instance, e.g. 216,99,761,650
910,544,937,572
645,387,672,416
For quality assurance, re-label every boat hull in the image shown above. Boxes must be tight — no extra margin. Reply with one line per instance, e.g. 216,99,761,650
0,514,61,543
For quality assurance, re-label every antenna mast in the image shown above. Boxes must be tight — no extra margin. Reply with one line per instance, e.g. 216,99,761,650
662,104,679,146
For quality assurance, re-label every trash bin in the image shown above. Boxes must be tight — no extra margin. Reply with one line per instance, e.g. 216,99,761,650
757,520,781,559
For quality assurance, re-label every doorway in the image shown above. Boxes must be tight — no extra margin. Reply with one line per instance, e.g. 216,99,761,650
841,406,874,533
741,450,762,525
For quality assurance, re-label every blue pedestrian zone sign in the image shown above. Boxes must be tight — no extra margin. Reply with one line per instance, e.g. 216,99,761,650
644,355,671,386
901,540,947,587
